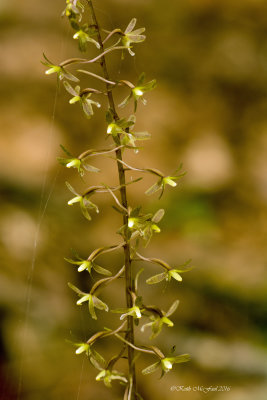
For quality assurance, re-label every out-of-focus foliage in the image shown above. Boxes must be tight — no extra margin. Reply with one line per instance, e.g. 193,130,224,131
0,0,267,399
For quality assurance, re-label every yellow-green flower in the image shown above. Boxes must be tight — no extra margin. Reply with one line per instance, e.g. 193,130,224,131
127,208,164,246
63,81,101,119
62,0,84,24
72,341,105,369
111,294,144,320
75,343,90,355
141,300,179,339
121,18,146,57
146,260,192,285
66,181,99,221
73,24,100,52
42,54,78,83
68,283,108,320
118,73,156,112
95,369,128,387
145,165,186,198
57,154,100,176
65,256,111,276
111,305,143,320
142,354,190,376
106,111,150,150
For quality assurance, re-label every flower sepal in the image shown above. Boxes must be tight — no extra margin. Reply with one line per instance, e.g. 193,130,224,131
146,260,193,285
65,255,111,276
142,353,190,376
145,164,186,198
119,73,156,112
95,368,128,387
73,24,100,51
63,81,101,119
121,18,146,57
66,181,99,221
68,282,109,320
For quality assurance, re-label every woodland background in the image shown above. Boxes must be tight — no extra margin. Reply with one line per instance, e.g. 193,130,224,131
0,0,267,399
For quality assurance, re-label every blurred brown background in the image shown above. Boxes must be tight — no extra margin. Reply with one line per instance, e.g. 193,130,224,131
1,0,267,399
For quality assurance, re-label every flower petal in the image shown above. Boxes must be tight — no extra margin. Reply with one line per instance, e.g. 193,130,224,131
125,18,137,34
92,264,112,276
142,361,160,375
146,272,168,285
93,296,109,312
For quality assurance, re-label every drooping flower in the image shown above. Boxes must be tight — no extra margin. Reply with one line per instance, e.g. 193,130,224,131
111,304,143,320
95,368,128,387
146,260,192,285
141,300,179,339
106,111,150,151
75,342,90,355
57,155,100,176
73,24,100,51
72,341,105,369
66,181,99,221
65,256,111,276
111,294,144,321
63,81,101,118
118,73,156,112
145,165,186,198
57,144,101,176
127,207,164,246
142,354,190,376
68,283,108,320
42,54,78,83
106,110,134,136
62,0,84,28
121,18,146,57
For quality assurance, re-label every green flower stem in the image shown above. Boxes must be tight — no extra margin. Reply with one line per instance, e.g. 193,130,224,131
87,320,127,345
78,145,124,160
107,344,127,370
90,265,125,296
103,185,128,213
115,158,164,178
59,46,126,68
114,333,158,356
86,4,137,396
135,253,171,271
102,28,123,44
78,69,116,85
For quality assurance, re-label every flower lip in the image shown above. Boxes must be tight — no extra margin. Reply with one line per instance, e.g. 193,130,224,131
66,159,80,168
107,125,113,134
128,218,135,228
75,343,89,354
77,294,90,305
45,66,60,75
68,196,82,205
162,317,174,327
78,261,90,272
69,96,80,104
169,270,183,282
164,177,177,187
134,88,143,96
162,359,173,371
96,370,106,380
135,307,142,318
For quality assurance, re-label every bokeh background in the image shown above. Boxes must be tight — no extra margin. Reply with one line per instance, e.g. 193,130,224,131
1,0,267,399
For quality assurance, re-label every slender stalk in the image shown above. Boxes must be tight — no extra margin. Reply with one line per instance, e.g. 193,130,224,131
87,0,137,397
78,69,116,85
60,46,126,67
